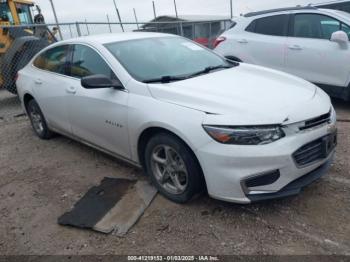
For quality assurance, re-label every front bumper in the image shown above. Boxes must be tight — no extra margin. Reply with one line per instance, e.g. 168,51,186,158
196,122,336,204
247,156,333,202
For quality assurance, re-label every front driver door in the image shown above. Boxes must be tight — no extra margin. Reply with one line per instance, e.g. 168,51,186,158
285,13,350,96
65,44,130,159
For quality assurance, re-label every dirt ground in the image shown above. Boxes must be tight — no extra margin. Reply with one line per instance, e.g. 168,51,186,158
0,89,349,255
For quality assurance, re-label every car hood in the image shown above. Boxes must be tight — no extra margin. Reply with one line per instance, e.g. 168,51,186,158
147,63,331,125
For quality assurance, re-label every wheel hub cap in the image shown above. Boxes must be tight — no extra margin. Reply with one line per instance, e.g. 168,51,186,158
29,105,44,134
150,145,188,195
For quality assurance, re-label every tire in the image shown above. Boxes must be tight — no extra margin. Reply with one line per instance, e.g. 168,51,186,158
3,50,34,94
27,99,54,139
144,133,204,203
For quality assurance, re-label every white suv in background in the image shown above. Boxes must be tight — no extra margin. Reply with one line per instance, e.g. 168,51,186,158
214,6,350,101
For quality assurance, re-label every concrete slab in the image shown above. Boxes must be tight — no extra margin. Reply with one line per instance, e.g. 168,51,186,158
93,180,158,236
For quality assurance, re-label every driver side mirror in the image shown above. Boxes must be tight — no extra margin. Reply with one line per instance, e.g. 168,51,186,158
330,31,349,46
81,74,124,90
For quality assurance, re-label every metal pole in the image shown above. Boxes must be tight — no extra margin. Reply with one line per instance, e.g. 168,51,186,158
152,1,157,19
113,0,124,32
75,22,81,37
68,24,73,38
209,22,212,48
173,0,178,18
230,0,233,19
192,22,195,41
179,22,184,36
133,8,139,30
173,0,181,35
85,19,90,35
107,14,112,33
151,2,159,32
48,0,63,40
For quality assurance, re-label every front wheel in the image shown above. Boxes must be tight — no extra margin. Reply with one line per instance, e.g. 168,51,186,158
144,133,204,203
27,99,54,139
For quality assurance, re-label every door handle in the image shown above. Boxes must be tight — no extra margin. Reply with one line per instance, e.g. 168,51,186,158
34,79,42,85
66,86,76,94
237,39,248,44
288,45,302,50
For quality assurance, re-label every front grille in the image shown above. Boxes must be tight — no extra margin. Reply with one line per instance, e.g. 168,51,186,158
299,111,331,131
293,134,337,167
293,139,324,166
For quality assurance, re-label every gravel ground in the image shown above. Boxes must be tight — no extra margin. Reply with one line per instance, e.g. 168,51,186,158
0,89,349,255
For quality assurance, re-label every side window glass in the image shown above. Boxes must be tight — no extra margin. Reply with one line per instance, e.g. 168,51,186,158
33,45,69,75
70,45,116,79
294,14,340,39
0,3,14,24
15,3,33,24
245,20,256,33
252,15,288,36
341,23,350,39
320,18,340,39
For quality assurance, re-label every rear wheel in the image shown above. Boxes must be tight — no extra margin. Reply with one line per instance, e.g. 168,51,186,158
27,99,54,139
144,133,204,203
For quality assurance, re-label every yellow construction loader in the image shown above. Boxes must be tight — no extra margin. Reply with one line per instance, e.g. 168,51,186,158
0,0,57,94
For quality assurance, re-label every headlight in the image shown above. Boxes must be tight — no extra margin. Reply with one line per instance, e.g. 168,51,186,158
203,125,285,145
331,106,337,124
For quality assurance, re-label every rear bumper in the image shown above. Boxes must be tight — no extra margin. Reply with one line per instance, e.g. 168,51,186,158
247,155,333,203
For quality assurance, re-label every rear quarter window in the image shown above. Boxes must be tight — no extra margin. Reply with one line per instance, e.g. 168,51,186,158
228,21,237,29
245,14,289,36
33,45,69,75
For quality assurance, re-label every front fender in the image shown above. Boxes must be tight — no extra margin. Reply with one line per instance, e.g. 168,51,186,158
127,95,209,163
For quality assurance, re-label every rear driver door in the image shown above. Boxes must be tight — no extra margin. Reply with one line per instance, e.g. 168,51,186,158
32,45,72,134
242,14,289,72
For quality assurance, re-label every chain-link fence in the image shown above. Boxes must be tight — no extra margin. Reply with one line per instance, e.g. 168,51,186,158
0,19,232,122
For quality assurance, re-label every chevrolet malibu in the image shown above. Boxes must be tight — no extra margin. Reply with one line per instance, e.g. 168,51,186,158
16,33,337,204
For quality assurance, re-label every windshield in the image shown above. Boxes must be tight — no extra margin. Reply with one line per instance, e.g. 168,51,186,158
0,3,14,24
105,37,232,83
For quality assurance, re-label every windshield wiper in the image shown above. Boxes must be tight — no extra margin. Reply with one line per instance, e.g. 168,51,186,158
186,64,233,78
143,75,187,84
143,64,234,84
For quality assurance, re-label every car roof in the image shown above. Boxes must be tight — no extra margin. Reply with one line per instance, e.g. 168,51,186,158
314,0,350,6
319,8,350,21
60,32,177,45
241,6,350,23
244,6,317,17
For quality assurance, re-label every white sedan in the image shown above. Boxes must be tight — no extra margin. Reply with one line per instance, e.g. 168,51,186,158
16,33,337,204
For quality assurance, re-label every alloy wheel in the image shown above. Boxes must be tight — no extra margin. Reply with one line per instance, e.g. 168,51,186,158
150,145,189,195
29,104,44,134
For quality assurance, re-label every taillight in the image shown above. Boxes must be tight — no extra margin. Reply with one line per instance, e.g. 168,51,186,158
15,73,19,81
213,36,226,48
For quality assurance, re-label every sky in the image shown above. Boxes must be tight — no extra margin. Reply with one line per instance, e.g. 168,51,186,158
31,0,336,38
35,0,335,24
